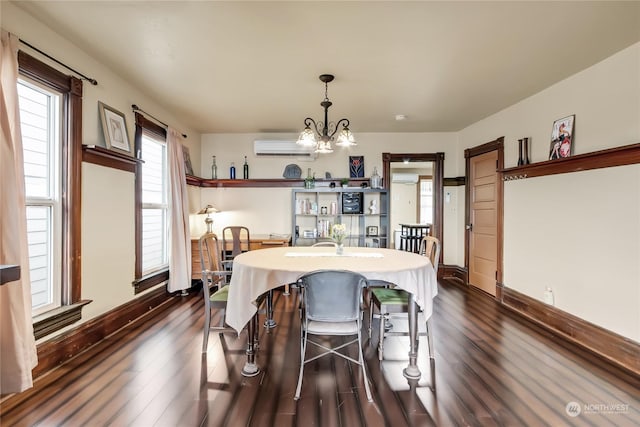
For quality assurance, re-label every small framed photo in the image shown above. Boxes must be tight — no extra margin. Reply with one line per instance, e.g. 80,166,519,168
349,156,364,178
98,102,133,157
549,115,575,160
182,145,194,175
366,225,378,236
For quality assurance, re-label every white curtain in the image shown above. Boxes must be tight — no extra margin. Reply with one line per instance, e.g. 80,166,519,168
0,31,38,394
167,128,191,292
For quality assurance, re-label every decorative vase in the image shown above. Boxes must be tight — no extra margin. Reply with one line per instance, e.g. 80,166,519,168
523,137,531,164
370,167,381,189
336,242,344,255
517,139,524,166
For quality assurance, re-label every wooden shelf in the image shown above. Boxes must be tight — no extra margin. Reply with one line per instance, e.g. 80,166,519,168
500,142,640,181
82,145,141,173
186,176,371,188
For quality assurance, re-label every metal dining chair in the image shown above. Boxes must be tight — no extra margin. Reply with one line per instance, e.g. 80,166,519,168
369,235,440,361
222,226,251,262
294,270,373,402
200,232,235,352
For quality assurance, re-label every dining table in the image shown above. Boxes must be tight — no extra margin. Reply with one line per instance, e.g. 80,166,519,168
226,246,438,379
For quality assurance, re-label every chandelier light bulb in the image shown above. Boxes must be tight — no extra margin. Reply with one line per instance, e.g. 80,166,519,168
335,127,356,147
297,126,317,147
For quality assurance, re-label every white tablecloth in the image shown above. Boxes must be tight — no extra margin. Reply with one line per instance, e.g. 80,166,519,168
226,246,438,333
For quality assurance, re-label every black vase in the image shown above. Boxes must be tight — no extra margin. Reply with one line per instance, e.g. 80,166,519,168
517,139,524,166
523,138,530,164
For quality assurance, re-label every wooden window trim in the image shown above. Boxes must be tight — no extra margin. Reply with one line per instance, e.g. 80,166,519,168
18,51,85,335
32,300,92,340
133,113,169,292
132,269,169,294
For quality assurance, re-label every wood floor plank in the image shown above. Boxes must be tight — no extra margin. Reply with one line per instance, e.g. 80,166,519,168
2,282,638,427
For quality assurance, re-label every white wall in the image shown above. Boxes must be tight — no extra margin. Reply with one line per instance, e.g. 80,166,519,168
81,164,135,319
458,42,640,171
198,132,458,239
458,42,640,341
6,1,638,343
504,166,640,340
390,182,418,238
199,132,457,182
2,3,201,327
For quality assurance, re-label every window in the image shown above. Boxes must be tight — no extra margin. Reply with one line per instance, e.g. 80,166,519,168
140,133,168,274
18,78,62,316
134,113,169,292
17,51,85,337
419,176,434,225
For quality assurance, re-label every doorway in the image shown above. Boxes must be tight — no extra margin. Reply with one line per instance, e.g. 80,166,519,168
464,138,504,296
382,153,444,266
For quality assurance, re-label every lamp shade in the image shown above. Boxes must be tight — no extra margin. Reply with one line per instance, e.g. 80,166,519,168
197,205,219,215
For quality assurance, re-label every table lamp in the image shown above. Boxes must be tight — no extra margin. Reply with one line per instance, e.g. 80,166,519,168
197,204,219,234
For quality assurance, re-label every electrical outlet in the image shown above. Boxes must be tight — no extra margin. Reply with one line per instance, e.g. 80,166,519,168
543,287,554,306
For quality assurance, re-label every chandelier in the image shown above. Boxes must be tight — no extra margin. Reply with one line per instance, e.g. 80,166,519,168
296,74,356,153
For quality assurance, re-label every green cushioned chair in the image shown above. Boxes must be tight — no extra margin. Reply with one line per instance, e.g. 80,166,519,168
200,232,235,353
369,235,440,360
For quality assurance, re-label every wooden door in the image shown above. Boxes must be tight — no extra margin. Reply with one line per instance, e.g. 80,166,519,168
468,150,498,296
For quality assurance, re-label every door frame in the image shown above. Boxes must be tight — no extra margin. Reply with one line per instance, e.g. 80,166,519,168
382,152,445,267
464,137,504,292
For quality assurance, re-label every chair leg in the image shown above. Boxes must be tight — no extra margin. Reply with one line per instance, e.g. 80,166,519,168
202,309,211,353
368,300,374,339
378,311,386,360
219,308,226,328
358,325,373,402
294,326,307,400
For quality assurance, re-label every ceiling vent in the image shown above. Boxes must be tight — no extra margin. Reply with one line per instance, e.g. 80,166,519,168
253,140,317,159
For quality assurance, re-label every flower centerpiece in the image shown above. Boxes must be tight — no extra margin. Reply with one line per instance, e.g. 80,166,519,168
331,223,347,255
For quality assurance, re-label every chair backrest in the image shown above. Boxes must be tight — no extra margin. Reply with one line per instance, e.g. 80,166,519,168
420,235,441,275
312,242,337,247
222,226,250,260
199,232,223,277
298,270,367,322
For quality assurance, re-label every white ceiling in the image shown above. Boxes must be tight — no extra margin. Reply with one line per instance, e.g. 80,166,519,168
12,1,640,135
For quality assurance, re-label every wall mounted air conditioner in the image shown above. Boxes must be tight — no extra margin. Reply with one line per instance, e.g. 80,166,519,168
391,173,419,183
253,140,317,159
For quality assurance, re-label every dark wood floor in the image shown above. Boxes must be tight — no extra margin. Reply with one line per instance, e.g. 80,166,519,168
1,280,638,426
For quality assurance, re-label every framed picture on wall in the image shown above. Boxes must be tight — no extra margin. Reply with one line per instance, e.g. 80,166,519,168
98,101,134,157
182,145,194,175
548,115,575,160
349,156,364,178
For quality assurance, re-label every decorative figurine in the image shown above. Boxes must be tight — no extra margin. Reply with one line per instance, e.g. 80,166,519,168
369,199,377,214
